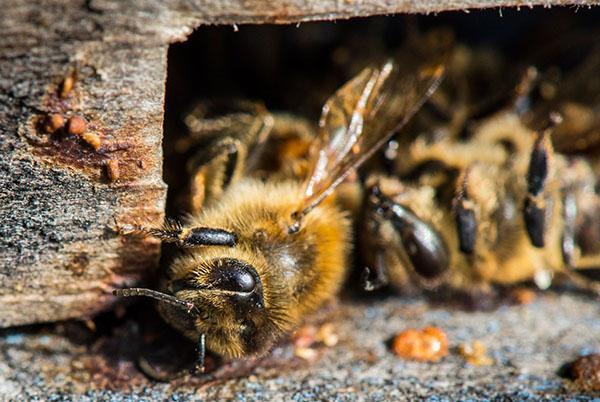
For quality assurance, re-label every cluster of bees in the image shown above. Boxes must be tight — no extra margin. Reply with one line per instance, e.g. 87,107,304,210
114,30,600,380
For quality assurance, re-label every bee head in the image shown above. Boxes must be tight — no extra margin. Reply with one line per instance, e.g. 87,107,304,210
154,252,289,359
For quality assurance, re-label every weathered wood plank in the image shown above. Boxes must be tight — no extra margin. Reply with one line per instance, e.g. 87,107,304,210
0,2,172,326
171,0,597,24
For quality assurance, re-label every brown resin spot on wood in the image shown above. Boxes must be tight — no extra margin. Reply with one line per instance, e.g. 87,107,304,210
60,71,77,99
20,73,156,184
43,114,65,134
25,112,154,183
66,115,87,136
105,159,120,182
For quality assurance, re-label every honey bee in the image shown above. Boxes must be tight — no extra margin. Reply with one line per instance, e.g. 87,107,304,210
359,45,600,298
113,59,445,379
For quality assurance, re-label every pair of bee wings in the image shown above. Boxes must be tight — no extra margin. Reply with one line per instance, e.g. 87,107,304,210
294,60,445,221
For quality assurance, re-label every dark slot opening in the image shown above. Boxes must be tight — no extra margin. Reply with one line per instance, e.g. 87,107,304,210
162,8,600,217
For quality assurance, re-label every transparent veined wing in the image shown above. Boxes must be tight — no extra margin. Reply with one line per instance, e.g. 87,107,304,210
290,60,445,227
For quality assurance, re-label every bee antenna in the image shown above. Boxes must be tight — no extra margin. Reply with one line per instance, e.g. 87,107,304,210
113,287,200,317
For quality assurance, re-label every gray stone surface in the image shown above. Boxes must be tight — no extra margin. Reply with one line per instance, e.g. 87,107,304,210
0,291,598,400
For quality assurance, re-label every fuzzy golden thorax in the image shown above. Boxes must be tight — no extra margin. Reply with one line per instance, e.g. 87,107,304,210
158,179,351,358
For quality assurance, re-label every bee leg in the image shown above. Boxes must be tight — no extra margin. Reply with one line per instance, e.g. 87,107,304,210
559,270,600,295
560,194,600,294
137,356,190,382
136,333,208,381
511,66,539,116
116,219,237,248
187,137,247,215
523,131,552,248
194,333,207,374
360,183,392,291
361,249,389,291
453,168,477,255
371,185,450,285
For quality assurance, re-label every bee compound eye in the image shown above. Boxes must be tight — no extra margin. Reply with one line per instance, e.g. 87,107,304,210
212,259,257,293
388,204,450,281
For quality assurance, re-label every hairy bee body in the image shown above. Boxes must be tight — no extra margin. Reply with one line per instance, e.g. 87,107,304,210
361,110,600,295
161,179,350,358
355,37,600,296
113,56,445,377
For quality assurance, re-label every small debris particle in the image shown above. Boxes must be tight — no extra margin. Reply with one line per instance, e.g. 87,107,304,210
113,221,139,236
293,326,316,349
292,323,338,360
66,115,87,136
316,323,338,347
83,319,96,332
44,113,65,134
60,73,76,98
392,326,449,362
81,132,102,151
510,288,536,305
294,346,318,361
457,340,494,366
97,141,131,153
105,159,120,182
563,354,600,391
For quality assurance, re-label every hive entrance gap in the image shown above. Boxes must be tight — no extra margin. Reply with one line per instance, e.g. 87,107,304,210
162,8,598,219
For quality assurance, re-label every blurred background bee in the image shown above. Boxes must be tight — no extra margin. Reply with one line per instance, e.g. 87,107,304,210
113,55,444,379
359,31,600,299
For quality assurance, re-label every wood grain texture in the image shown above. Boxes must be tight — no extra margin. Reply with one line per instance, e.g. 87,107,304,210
0,2,173,326
173,0,598,24
0,0,596,327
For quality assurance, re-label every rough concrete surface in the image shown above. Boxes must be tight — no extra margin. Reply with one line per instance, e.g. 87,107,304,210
0,291,598,400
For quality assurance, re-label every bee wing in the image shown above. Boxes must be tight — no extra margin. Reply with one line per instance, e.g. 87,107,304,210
293,60,445,221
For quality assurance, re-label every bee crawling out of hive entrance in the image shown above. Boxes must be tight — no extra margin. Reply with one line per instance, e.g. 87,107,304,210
112,9,600,382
